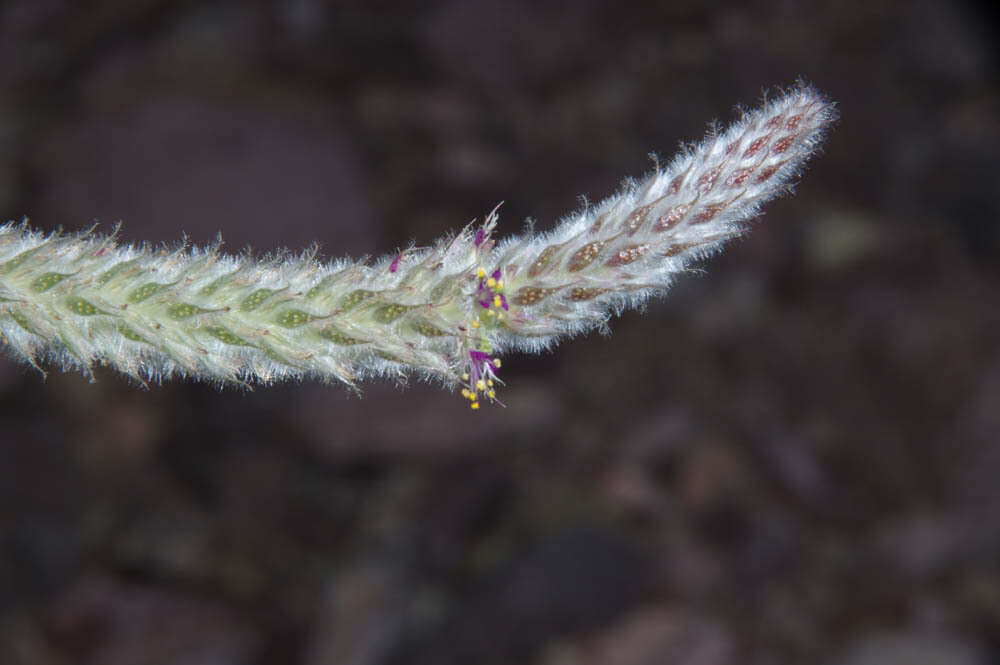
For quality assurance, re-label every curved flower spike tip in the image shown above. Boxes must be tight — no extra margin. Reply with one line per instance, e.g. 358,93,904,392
0,83,835,408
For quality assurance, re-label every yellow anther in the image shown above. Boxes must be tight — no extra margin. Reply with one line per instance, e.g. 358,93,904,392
462,373,470,380
477,268,486,278
461,388,472,399
476,380,486,391
487,379,494,387
487,277,497,288
497,280,504,290
488,390,495,399
493,295,502,308
497,312,504,320
493,358,501,368
471,320,480,328
487,310,495,317
470,401,480,410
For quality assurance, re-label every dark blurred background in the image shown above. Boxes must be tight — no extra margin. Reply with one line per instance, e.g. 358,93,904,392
1,1,998,664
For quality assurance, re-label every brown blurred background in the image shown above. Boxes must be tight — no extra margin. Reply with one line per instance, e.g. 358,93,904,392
1,1,999,664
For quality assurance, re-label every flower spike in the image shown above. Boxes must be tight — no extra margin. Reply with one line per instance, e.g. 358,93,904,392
0,84,835,406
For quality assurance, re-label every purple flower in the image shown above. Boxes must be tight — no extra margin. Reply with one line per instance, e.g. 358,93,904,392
468,350,492,382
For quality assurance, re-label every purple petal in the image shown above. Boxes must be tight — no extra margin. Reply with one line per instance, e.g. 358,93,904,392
491,269,502,280
474,229,485,247
499,294,508,310
389,253,401,273
478,299,491,309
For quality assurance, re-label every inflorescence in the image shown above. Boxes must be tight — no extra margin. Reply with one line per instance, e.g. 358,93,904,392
0,83,836,408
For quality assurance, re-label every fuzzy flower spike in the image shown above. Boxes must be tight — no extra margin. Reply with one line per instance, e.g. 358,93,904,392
0,84,835,407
